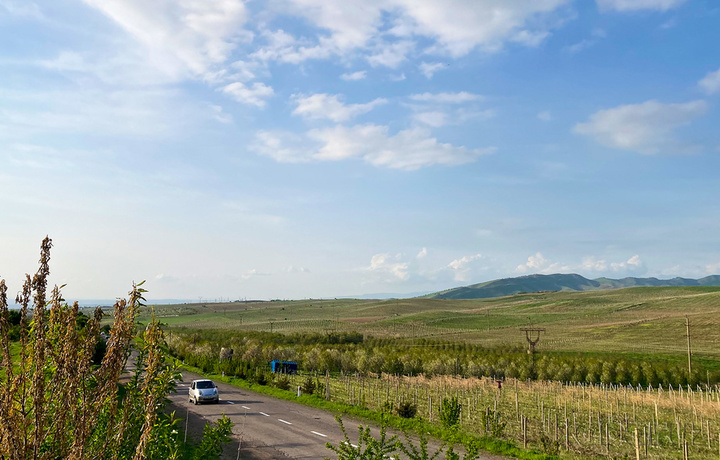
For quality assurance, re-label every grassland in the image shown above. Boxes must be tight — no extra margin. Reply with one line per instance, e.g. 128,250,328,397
137,286,720,361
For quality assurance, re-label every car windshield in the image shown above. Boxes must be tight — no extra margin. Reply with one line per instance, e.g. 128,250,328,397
196,381,215,389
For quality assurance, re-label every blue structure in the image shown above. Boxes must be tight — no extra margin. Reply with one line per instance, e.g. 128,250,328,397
270,360,298,374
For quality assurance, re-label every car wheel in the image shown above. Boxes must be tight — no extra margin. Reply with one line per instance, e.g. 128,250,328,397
193,397,198,405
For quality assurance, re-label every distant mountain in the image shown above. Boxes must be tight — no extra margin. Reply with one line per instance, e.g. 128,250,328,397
426,273,720,300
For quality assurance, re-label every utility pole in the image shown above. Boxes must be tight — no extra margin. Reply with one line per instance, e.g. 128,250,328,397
520,327,545,378
686,317,692,378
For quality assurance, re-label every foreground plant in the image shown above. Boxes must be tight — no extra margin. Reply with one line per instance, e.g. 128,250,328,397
325,416,399,460
0,237,189,459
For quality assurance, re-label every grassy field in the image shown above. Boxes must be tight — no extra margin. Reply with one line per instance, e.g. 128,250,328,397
135,286,720,361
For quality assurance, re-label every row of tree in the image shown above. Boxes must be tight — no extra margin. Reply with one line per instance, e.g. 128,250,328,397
168,328,717,387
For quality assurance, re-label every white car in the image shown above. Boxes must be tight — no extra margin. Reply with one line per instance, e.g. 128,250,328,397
188,379,219,404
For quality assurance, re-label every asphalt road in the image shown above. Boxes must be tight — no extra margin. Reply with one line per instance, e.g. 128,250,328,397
169,370,507,460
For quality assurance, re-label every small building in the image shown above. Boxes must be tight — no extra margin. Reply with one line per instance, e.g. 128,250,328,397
270,360,298,374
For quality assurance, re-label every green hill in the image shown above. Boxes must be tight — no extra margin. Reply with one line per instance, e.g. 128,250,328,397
427,273,720,299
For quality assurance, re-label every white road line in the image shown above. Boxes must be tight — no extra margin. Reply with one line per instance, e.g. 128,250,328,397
278,419,292,425
260,412,270,417
310,431,327,437
241,405,251,410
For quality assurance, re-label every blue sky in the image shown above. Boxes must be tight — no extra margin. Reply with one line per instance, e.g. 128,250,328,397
2,0,720,300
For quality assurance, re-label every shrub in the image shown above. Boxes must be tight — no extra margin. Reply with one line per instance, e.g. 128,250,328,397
480,408,506,438
439,396,461,429
396,400,417,419
301,376,316,395
192,415,234,460
274,375,291,391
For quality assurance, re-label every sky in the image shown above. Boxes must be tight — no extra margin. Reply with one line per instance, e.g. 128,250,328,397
1,0,720,301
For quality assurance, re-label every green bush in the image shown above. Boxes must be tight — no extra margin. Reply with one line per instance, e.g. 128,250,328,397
192,415,234,460
301,376,316,395
396,400,417,419
274,375,291,390
439,396,461,429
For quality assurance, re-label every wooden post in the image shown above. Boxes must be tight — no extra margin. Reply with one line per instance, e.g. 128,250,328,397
565,418,569,450
634,428,640,460
686,317,693,378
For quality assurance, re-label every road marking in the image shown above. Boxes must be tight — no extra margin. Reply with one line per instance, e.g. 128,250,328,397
311,431,327,437
241,405,251,410
260,412,270,417
278,419,292,425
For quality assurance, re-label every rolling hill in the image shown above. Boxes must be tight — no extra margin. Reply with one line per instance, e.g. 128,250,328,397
426,273,720,299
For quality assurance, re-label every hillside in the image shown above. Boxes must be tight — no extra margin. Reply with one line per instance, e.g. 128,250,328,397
426,273,720,299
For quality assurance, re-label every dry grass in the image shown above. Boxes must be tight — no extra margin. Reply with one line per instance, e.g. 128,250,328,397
0,237,177,460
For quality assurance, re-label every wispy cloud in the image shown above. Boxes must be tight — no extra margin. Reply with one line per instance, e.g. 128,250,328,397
221,82,274,107
252,125,495,170
419,62,446,79
574,100,707,154
699,68,720,95
291,93,387,122
596,0,688,12
409,92,481,103
340,70,367,81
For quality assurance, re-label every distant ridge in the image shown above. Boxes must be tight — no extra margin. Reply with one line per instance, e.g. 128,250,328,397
425,273,720,300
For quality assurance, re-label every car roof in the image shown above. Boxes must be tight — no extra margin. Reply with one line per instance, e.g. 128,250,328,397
192,379,214,383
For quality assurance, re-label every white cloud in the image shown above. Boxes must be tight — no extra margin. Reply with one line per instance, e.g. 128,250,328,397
706,262,720,275
367,40,415,68
699,68,720,95
0,87,183,138
517,253,643,275
581,254,643,272
241,269,271,279
448,253,483,282
512,30,550,47
221,82,274,107
417,247,427,259
596,0,688,12
252,124,495,170
574,100,707,154
0,0,43,18
82,0,249,79
210,105,233,124
292,93,387,122
366,253,409,281
580,256,608,272
251,131,311,163
409,92,481,103
610,254,642,271
413,111,447,127
394,0,569,56
407,92,490,127
537,110,553,121
341,70,367,81
311,125,495,170
517,252,554,273
282,265,311,273
419,62,446,79
274,0,569,61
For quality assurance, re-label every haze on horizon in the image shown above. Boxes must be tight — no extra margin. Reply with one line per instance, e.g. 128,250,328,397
2,0,719,301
